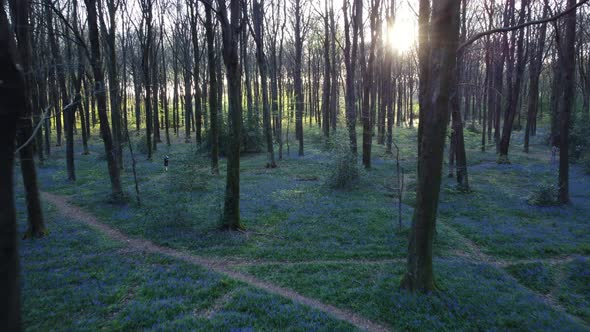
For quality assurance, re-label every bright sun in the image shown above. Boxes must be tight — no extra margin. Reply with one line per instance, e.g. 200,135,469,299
386,18,417,54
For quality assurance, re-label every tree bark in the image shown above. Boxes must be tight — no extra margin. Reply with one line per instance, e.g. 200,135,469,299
362,0,381,169
205,2,219,175
85,0,123,198
252,0,276,168
343,0,361,155
293,0,305,156
219,0,244,230
498,0,527,162
524,3,548,153
0,3,23,327
401,0,459,292
12,0,47,238
322,0,331,137
557,0,577,204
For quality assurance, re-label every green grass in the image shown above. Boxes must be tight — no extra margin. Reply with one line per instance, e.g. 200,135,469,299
16,124,590,330
236,260,585,331
19,203,355,331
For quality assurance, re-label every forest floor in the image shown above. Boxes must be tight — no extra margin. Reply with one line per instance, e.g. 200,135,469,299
15,125,590,331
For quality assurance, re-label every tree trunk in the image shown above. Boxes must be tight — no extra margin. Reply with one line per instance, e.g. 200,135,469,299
524,4,548,153
362,0,380,169
85,0,123,198
329,6,339,132
188,2,202,146
219,0,244,230
557,0,577,204
205,2,219,175
498,0,527,162
401,0,459,293
46,0,75,180
104,0,123,169
0,5,23,327
12,0,47,238
343,0,361,155
322,1,331,138
253,0,276,168
293,0,305,156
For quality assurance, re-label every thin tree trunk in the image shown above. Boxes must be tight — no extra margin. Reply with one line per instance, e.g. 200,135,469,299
252,0,276,168
205,2,219,175
219,0,244,230
84,0,123,198
557,0,577,204
524,4,548,153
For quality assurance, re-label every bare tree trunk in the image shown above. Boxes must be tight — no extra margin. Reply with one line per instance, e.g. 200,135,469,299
189,1,202,146
557,0,577,204
401,0,459,293
293,0,305,156
343,0,361,155
12,0,47,238
205,3,219,174
450,0,469,190
85,0,123,198
0,4,23,327
219,0,244,230
322,1,331,138
140,0,154,159
253,0,277,168
151,33,160,151
498,0,527,162
183,41,193,143
362,0,381,169
329,5,338,132
103,0,123,169
524,4,548,153
384,2,395,153
46,0,75,180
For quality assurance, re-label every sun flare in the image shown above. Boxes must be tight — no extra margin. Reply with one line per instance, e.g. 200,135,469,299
386,18,417,54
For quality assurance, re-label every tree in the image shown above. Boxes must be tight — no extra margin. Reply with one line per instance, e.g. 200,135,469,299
498,0,528,162
45,0,74,180
449,0,469,191
217,0,244,230
188,0,203,146
84,0,124,199
102,0,124,169
205,0,220,175
11,0,47,238
524,1,549,153
140,0,155,156
557,0,578,203
252,0,277,168
292,0,306,156
0,1,23,327
342,0,361,154
361,0,381,169
321,0,331,138
401,0,460,292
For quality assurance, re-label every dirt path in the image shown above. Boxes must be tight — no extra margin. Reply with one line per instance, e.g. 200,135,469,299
42,192,393,332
